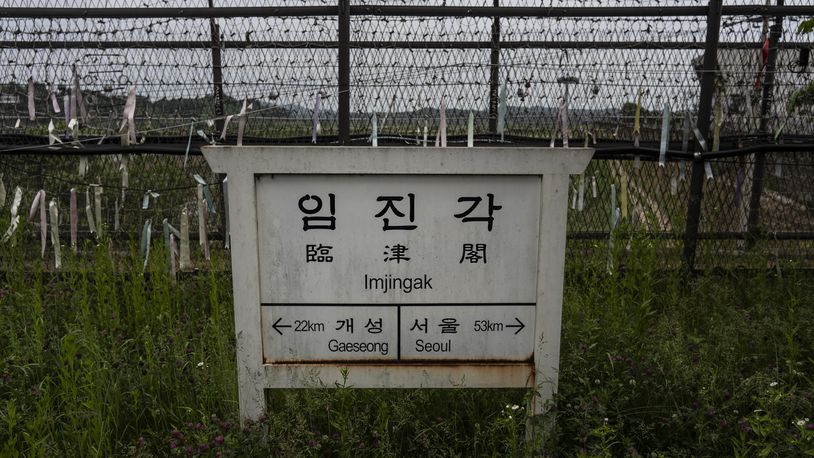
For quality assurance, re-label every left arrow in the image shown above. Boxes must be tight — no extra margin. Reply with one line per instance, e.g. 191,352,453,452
505,317,525,335
272,317,292,335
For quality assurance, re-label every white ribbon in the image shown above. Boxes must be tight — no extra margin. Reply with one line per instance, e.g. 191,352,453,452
1,187,22,244
497,80,508,141
434,98,447,147
184,123,194,170
222,177,230,250
659,102,670,167
49,82,61,113
141,219,151,270
72,64,87,122
610,183,617,230
27,77,36,121
63,94,71,128
422,121,427,147
120,85,137,144
193,174,216,213
591,175,597,199
120,157,128,204
92,185,103,238
219,114,234,141
312,90,326,143
560,92,569,148
78,155,87,177
28,189,44,220
692,127,708,152
169,233,178,281
48,120,63,145
180,208,191,271
197,185,206,247
13,118,20,129
70,188,77,250
28,190,47,258
197,129,212,144
577,174,585,211
49,200,61,269
237,97,250,146
114,198,120,232
467,111,474,148
370,113,378,147
704,162,714,180
85,188,96,234
142,190,159,210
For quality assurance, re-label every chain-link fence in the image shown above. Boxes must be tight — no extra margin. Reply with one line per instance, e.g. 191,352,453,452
1,1,813,269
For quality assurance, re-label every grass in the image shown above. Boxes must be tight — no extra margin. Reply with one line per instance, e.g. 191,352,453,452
1,231,813,456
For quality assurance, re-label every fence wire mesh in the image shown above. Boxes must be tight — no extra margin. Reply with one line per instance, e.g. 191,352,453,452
0,1,813,269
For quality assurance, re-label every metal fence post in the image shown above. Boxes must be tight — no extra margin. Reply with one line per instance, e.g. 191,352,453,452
209,0,225,132
681,0,723,271
487,0,501,134
338,0,351,145
747,0,784,248
209,0,228,235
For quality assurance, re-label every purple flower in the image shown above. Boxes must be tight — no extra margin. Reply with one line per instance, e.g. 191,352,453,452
307,439,318,447
806,423,814,431
214,435,225,445
169,440,177,449
198,443,210,453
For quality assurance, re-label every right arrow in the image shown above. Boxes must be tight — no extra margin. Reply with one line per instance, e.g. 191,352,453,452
505,317,525,335
272,317,291,335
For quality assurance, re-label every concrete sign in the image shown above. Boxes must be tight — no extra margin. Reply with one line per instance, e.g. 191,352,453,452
203,146,592,423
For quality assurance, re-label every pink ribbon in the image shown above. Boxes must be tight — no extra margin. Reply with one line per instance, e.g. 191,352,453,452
70,188,77,251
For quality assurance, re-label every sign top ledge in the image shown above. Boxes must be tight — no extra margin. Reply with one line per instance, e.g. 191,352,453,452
202,146,593,176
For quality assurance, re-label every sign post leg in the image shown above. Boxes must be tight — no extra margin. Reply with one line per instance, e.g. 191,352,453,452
226,172,266,424
527,173,570,449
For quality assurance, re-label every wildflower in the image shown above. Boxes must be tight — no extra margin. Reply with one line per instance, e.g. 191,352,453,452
769,381,778,387
795,419,807,427
198,443,210,453
137,437,146,447
214,435,225,445
307,438,318,447
511,404,520,411
169,441,177,449
197,361,204,368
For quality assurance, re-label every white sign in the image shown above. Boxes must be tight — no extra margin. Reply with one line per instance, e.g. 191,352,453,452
202,146,592,423
256,175,541,304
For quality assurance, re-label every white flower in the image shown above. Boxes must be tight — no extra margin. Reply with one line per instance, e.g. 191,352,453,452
511,404,520,411
769,381,778,387
197,361,204,368
796,418,810,427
